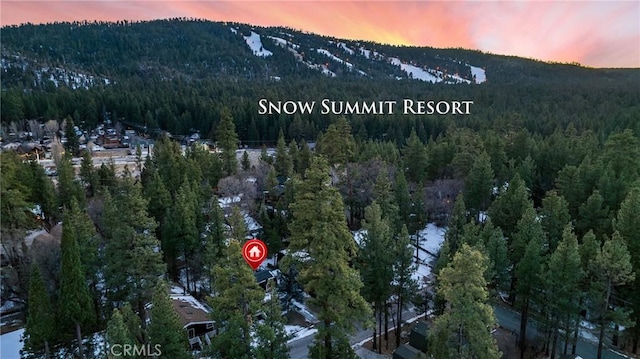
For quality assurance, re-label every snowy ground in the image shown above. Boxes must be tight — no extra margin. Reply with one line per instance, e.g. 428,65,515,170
285,325,318,344
1,329,24,359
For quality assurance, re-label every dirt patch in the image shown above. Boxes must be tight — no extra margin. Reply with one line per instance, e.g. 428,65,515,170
363,321,418,356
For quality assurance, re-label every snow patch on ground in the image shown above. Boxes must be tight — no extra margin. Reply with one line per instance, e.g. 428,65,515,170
470,65,486,84
230,27,237,34
286,326,318,343
389,58,440,83
360,47,371,59
337,42,355,55
243,31,272,57
317,49,353,69
416,223,447,254
1,329,24,359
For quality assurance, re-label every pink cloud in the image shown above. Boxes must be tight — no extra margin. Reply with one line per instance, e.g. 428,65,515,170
1,1,638,67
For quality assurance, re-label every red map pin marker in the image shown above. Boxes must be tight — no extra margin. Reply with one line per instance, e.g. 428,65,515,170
242,238,268,270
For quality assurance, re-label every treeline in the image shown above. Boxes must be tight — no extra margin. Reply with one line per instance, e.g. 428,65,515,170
3,105,640,358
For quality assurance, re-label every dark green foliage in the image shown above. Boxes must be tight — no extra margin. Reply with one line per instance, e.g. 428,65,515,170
24,264,55,358
103,178,166,320
464,151,494,220
255,283,291,359
216,107,239,176
59,209,95,357
148,281,191,359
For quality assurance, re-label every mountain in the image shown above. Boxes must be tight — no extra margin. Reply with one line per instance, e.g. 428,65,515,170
1,19,638,142
1,18,636,88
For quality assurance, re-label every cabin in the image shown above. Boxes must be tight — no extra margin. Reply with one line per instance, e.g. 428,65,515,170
392,344,421,359
169,286,215,350
409,321,428,352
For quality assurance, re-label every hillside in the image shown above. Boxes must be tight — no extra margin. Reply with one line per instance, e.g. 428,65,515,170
1,18,639,142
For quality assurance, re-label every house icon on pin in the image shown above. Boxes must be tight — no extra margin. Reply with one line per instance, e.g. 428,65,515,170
249,245,261,259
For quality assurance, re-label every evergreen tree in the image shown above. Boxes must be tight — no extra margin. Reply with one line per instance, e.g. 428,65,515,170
577,190,611,240
464,151,494,221
56,156,85,210
216,107,239,176
394,225,418,348
403,128,428,184
487,173,531,242
59,210,95,359
283,156,370,359
590,232,635,359
540,190,571,253
106,309,136,359
544,224,583,358
63,116,80,156
372,167,399,228
613,187,640,353
445,194,468,256
480,221,509,291
289,139,300,174
275,129,293,178
79,150,98,197
429,244,501,359
24,264,55,358
228,205,248,241
148,280,190,359
241,150,251,171
514,227,544,355
317,117,355,168
208,240,264,359
143,168,171,226
255,282,291,359
299,140,312,174
103,178,166,322
162,178,199,283
358,202,394,353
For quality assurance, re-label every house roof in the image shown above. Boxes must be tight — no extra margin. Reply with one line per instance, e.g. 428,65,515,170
393,344,420,359
412,321,429,337
169,286,213,328
255,269,275,283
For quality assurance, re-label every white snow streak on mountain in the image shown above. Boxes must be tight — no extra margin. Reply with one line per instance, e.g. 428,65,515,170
244,31,272,57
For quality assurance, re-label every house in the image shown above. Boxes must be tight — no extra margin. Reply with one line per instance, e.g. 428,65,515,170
392,344,421,359
409,321,428,352
169,285,215,350
254,269,278,290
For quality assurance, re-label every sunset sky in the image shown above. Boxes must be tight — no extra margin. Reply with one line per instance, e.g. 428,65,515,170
1,1,638,68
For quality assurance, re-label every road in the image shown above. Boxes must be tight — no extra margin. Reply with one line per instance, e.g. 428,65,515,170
288,307,419,359
493,305,628,359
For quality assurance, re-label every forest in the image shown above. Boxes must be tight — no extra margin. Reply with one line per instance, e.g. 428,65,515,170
1,18,640,359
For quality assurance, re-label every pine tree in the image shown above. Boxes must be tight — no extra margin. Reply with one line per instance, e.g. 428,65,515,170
57,155,85,210
358,202,394,353
103,178,166,323
241,150,251,171
394,225,418,348
445,194,468,256
299,141,312,174
487,173,531,242
403,128,428,184
464,151,494,221
577,190,612,240
106,309,136,358
255,282,291,359
162,177,199,283
429,244,501,359
544,224,583,358
372,168,399,229
480,221,509,291
208,239,264,359
79,150,98,197
63,116,80,156
24,264,55,358
59,210,95,359
613,187,640,353
148,280,190,359
317,117,355,168
289,139,300,174
514,227,544,355
228,205,248,241
275,129,293,178
590,232,635,359
283,156,370,359
540,190,571,253
216,107,239,176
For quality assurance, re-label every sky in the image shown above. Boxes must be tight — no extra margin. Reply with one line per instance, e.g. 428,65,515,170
1,1,638,68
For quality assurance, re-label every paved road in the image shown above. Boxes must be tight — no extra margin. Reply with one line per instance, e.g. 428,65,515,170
493,305,628,359
288,307,419,359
